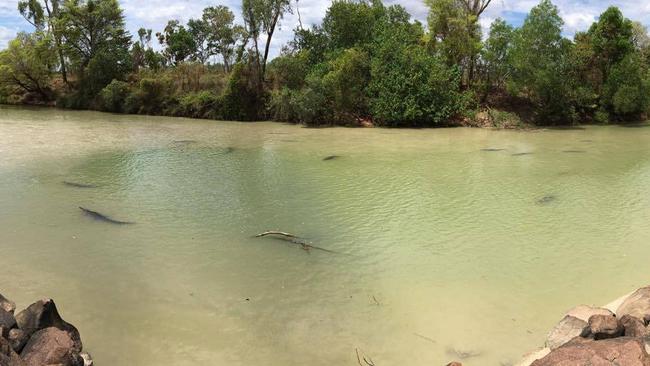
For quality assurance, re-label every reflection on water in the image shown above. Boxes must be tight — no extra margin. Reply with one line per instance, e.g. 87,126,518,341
1,106,650,365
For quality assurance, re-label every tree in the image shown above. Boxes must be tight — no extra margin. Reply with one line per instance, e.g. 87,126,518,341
482,18,513,94
187,18,211,64
242,0,292,80
57,0,132,101
588,7,634,79
0,32,58,101
321,0,383,51
18,0,68,83
201,6,246,72
156,20,197,65
603,53,650,117
509,0,576,123
369,9,467,126
426,0,492,86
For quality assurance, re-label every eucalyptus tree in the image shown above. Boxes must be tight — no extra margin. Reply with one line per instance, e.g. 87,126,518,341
17,0,68,82
0,32,58,101
242,0,292,80
426,0,493,86
57,0,132,99
201,6,246,72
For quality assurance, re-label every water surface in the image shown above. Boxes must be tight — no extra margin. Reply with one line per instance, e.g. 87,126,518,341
1,106,650,365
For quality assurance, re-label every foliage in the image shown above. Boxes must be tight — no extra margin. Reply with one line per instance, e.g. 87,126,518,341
368,14,468,126
98,79,130,112
0,32,57,102
509,0,576,123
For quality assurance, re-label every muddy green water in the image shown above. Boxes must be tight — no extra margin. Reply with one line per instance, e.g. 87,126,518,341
1,106,650,365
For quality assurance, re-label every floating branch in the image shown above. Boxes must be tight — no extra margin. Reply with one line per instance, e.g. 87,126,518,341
255,231,299,239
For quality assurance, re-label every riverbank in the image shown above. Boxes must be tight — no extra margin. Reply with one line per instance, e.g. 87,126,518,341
514,286,650,365
0,293,91,366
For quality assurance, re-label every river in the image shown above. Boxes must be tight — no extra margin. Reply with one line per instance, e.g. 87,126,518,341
1,106,650,365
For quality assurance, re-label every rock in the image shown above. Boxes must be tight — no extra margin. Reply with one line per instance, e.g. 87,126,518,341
0,295,15,315
0,310,16,338
565,305,614,322
531,337,650,366
79,353,93,366
618,286,650,322
20,328,83,366
446,363,462,366
15,299,82,352
588,314,623,340
7,329,28,354
621,315,649,338
0,336,25,366
545,315,589,350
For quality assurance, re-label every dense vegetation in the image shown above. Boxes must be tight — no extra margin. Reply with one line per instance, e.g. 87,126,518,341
1,0,649,127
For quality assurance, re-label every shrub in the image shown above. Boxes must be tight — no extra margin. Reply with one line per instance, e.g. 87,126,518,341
98,80,131,113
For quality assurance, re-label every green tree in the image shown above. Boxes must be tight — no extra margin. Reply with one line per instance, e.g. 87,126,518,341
201,6,246,72
426,0,492,86
321,0,384,50
482,18,513,95
57,0,132,103
156,20,197,65
18,0,68,83
242,0,292,79
0,32,58,101
369,10,467,126
509,0,575,123
603,53,650,117
588,7,634,79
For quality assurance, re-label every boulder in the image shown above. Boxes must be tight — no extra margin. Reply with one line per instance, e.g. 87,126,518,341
588,314,624,340
0,310,16,338
15,299,82,352
546,315,589,350
621,315,648,338
565,305,614,322
7,329,28,354
0,336,25,366
20,328,83,366
618,286,650,322
0,295,15,315
531,337,650,366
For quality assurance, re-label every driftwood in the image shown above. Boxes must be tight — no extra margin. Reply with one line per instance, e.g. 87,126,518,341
254,231,337,254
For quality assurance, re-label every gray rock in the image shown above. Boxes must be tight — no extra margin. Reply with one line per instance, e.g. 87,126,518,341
0,295,15,315
565,305,614,322
618,286,650,321
545,315,589,350
621,315,649,338
0,310,16,338
20,328,83,366
7,329,28,354
15,299,82,352
0,336,25,366
588,314,624,340
532,337,650,366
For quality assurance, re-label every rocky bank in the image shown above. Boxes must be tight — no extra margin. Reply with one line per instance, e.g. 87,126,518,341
0,293,91,366
445,285,650,366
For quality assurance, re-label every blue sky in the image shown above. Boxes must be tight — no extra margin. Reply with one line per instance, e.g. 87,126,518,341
1,0,650,56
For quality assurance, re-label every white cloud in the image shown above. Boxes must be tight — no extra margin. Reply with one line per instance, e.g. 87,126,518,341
0,26,17,49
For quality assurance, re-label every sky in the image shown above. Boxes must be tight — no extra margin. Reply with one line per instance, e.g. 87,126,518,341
1,0,650,56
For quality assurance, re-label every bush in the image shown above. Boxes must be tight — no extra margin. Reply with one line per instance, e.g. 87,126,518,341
178,91,222,119
604,54,650,118
98,80,131,113
125,77,176,115
220,63,264,121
